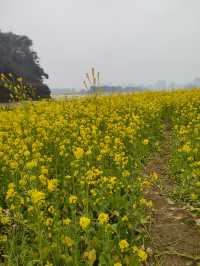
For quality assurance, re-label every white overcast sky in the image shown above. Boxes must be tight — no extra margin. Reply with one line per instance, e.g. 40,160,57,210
1,0,200,88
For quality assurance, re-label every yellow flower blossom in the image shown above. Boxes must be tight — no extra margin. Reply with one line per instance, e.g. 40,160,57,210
63,236,74,247
41,166,48,175
23,150,30,157
119,239,129,252
122,170,130,177
45,218,53,227
26,160,37,170
47,179,58,192
79,216,91,230
83,249,96,264
143,139,149,145
191,193,198,201
6,183,16,199
122,215,128,222
137,248,148,261
69,195,78,204
133,246,148,262
63,218,71,225
0,234,7,242
73,147,84,159
98,212,109,224
28,190,45,204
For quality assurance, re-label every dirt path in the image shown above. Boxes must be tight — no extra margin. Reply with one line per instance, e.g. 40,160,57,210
144,123,200,266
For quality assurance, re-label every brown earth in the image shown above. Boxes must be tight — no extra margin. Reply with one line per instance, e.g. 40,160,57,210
144,123,200,266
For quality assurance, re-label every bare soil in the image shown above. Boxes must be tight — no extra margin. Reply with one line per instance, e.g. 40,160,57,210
144,123,200,266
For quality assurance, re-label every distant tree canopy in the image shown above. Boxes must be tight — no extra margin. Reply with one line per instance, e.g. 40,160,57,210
0,30,50,102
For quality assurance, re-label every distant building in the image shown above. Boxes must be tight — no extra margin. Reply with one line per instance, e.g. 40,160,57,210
155,80,167,90
193,78,200,87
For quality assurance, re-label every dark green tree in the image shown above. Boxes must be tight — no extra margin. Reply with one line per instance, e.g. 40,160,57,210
0,30,50,102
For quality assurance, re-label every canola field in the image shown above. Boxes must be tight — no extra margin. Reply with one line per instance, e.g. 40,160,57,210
0,90,199,265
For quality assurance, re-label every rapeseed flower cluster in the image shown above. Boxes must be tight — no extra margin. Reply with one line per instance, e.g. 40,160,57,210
1,91,196,265
98,212,109,224
169,90,200,205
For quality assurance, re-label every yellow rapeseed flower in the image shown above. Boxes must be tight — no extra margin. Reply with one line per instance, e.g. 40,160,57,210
79,216,91,230
63,236,74,247
41,166,48,175
98,212,109,224
122,170,130,177
28,190,45,204
122,215,128,222
6,183,16,200
69,195,78,204
26,160,37,170
191,193,198,201
143,139,149,145
45,218,53,227
47,179,58,192
133,246,148,262
119,239,129,252
0,234,7,242
137,248,148,262
83,249,96,264
73,147,84,159
63,218,71,225
23,150,30,157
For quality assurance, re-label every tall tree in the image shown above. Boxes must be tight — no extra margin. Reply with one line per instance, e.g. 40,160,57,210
0,30,50,102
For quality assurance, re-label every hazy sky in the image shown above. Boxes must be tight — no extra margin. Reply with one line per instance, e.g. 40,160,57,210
1,0,200,88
